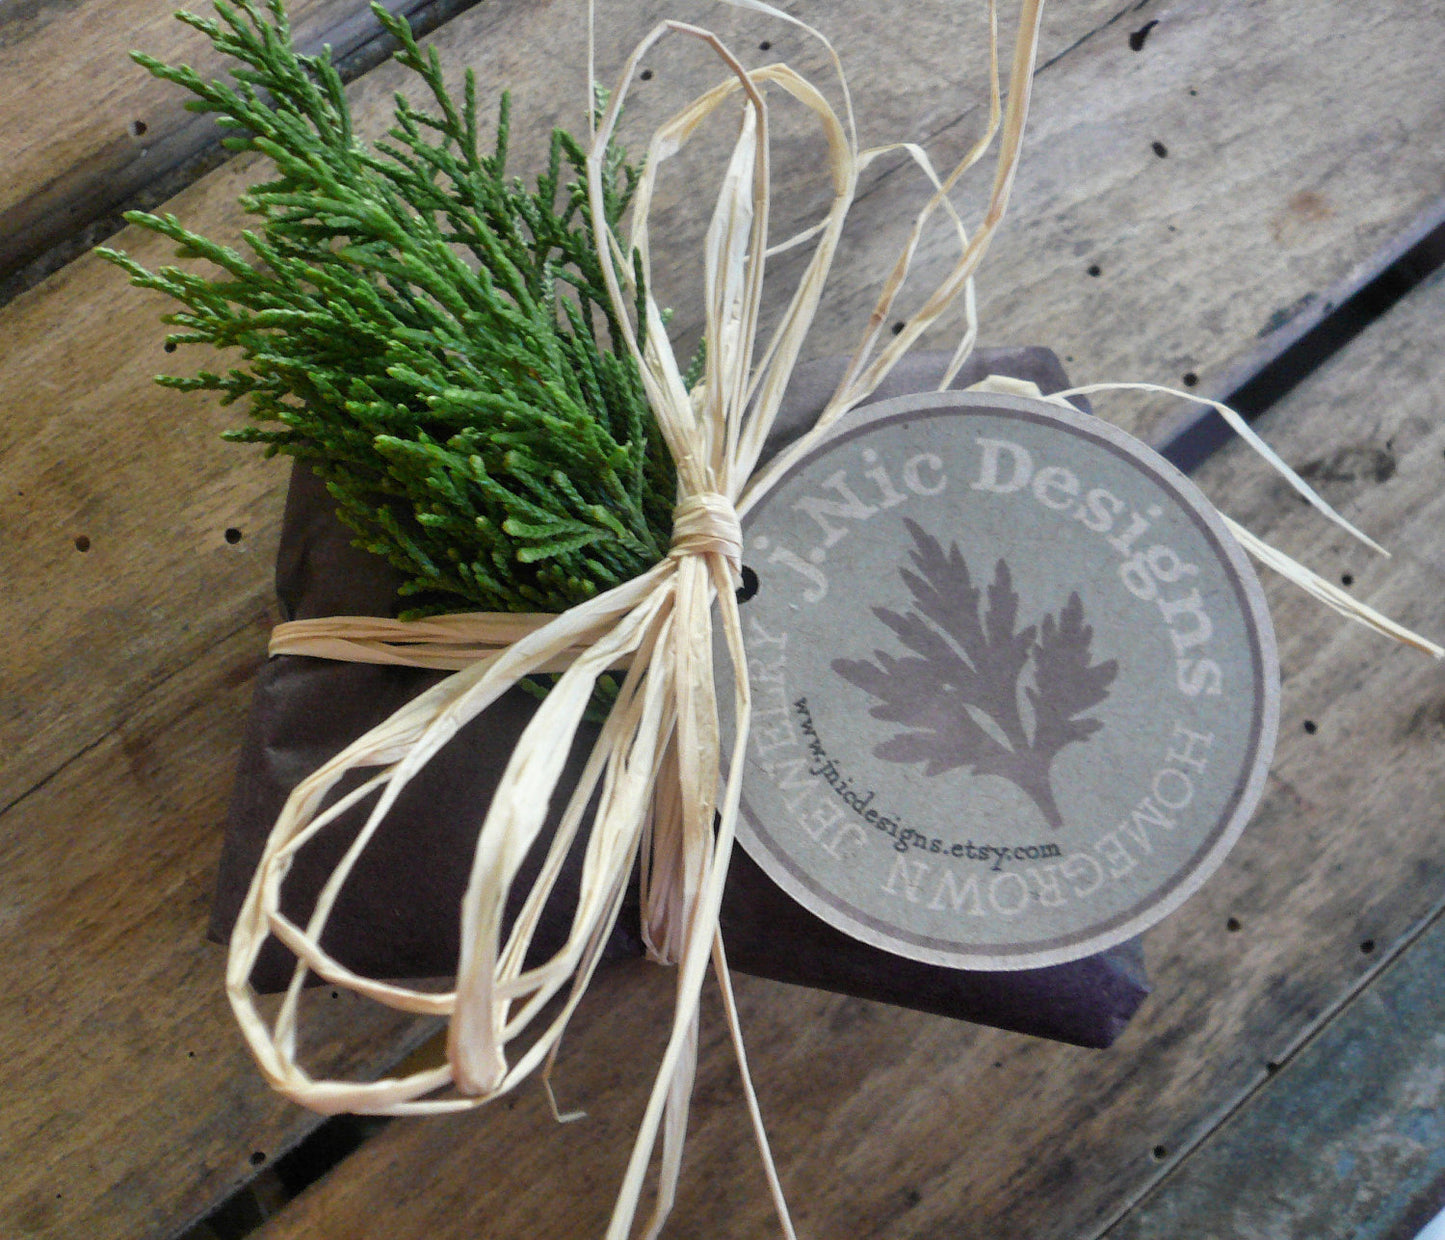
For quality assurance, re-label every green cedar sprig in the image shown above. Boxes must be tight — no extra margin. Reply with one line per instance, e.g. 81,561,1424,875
100,0,678,616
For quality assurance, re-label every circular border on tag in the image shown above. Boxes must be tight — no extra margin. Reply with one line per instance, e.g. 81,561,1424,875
728,390,1279,971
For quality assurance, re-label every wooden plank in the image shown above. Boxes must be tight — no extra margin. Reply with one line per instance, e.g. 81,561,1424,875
0,0,1117,296
1104,904,1445,1240
0,615,437,1240
762,0,1445,445
0,0,451,291
246,211,1445,1239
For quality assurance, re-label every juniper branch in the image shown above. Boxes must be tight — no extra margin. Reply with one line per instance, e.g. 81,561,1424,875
100,0,673,617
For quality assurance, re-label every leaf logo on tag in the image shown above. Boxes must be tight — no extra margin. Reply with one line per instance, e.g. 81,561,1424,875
833,520,1118,830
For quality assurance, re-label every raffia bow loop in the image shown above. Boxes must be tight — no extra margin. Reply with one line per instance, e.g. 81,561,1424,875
667,492,743,578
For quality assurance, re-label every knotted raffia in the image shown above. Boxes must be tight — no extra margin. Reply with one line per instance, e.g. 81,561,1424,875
229,3,1440,1238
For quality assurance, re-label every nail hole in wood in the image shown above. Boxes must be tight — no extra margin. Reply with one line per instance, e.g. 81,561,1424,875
1341,573,1354,587
225,527,243,544
1303,719,1317,734
1151,140,1169,159
1128,20,1158,51
639,68,653,81
1182,371,1198,387
759,39,771,50
1360,938,1376,955
1087,264,1102,277
129,119,148,137
1265,1061,1280,1075
250,1151,266,1166
891,321,905,335
736,564,759,603
1226,916,1241,932
74,534,91,553
1151,1145,1168,1162
1188,87,1199,97
164,341,177,353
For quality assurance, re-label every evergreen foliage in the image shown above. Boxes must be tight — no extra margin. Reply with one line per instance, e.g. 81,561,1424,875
100,0,676,616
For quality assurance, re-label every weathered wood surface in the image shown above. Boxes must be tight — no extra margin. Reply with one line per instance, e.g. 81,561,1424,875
2,0,1444,1236
1093,264,1445,1240
0,619,441,1239
1106,902,1445,1240
244,249,1445,1240
792,0,1445,441
0,0,455,291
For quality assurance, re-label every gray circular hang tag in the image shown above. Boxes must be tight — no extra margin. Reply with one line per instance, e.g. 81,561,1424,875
721,390,1279,971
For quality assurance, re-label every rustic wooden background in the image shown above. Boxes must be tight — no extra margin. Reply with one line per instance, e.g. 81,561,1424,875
3,1,1443,1237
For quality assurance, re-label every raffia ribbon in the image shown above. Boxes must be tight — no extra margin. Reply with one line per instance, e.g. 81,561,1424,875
229,4,1440,1238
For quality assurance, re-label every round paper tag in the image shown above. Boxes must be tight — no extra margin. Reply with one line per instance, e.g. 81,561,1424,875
723,390,1278,971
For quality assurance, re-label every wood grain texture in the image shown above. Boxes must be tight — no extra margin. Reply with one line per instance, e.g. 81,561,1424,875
2,0,1444,1236
0,617,439,1240
247,183,1445,1240
1105,903,1445,1240
754,0,1445,444
0,0,444,287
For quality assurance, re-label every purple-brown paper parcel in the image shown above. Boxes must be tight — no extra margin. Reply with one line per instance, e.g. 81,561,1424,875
211,347,1152,1049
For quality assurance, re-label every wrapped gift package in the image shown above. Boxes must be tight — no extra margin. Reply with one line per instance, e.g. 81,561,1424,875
212,346,1152,1049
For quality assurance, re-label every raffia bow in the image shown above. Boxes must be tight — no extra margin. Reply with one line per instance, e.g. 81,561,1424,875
228,2,1440,1237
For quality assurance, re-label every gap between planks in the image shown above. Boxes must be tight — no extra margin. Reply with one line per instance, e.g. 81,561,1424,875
0,0,1142,309
0,0,491,308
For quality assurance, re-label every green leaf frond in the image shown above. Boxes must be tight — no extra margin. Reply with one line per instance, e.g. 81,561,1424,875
101,0,673,616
